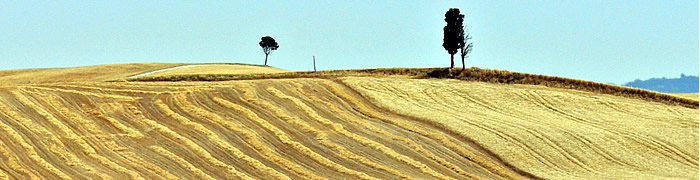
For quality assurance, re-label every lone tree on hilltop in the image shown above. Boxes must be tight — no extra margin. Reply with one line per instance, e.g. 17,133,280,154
259,36,279,65
443,8,464,68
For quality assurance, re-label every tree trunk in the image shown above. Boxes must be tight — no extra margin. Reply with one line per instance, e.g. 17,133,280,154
450,54,454,68
461,55,465,70
264,54,269,65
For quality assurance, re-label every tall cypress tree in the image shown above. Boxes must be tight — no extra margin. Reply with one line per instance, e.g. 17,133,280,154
443,8,464,68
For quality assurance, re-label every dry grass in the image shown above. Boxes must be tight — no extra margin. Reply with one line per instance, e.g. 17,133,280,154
129,67,698,109
671,93,699,101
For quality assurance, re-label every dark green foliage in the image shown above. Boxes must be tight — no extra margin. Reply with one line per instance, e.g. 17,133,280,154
443,8,464,68
259,36,279,65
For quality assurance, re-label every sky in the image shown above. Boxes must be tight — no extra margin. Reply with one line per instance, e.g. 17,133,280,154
1,1,697,84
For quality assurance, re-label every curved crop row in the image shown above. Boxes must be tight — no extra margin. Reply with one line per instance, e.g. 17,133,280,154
267,86,453,180
167,94,290,179
0,75,689,179
129,99,252,180
290,81,485,179
209,96,327,180
341,77,698,179
233,83,378,180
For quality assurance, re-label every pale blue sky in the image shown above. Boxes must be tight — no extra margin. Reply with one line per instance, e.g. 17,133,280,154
1,1,697,84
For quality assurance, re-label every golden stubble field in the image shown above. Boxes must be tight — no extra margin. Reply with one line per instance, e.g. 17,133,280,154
0,63,183,85
142,64,289,77
0,63,695,179
342,77,698,179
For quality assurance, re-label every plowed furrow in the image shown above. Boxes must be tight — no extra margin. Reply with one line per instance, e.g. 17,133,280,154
418,86,570,173
0,171,7,180
233,83,379,180
19,90,143,178
37,92,144,179
268,86,454,180
209,96,327,180
340,77,698,179
558,131,637,168
9,91,109,179
147,145,216,180
169,93,290,179
394,78,688,176
0,94,75,179
128,100,252,180
323,80,533,179
359,81,565,174
112,151,179,180
525,90,698,167
268,85,435,177
39,84,161,96
625,136,698,167
0,129,39,179
26,86,136,101
290,81,486,179
440,86,613,174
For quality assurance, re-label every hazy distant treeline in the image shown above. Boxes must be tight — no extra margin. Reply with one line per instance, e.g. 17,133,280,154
623,74,699,93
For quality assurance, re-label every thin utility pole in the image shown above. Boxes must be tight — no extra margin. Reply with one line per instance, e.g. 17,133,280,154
313,56,317,72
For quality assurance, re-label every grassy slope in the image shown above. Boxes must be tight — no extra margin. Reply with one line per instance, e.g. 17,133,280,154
0,63,695,179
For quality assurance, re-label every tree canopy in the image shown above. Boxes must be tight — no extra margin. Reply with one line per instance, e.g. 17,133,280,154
443,8,464,68
259,36,279,65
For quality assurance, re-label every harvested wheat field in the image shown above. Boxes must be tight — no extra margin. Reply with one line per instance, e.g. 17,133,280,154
343,77,698,179
0,63,184,85
0,64,696,179
138,64,289,78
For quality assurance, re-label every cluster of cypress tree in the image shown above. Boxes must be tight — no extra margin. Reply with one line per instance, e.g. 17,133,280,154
443,8,473,69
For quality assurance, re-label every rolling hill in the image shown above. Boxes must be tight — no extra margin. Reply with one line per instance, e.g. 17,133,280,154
0,63,695,179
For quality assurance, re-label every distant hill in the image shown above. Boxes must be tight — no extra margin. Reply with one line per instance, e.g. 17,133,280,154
622,74,699,93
